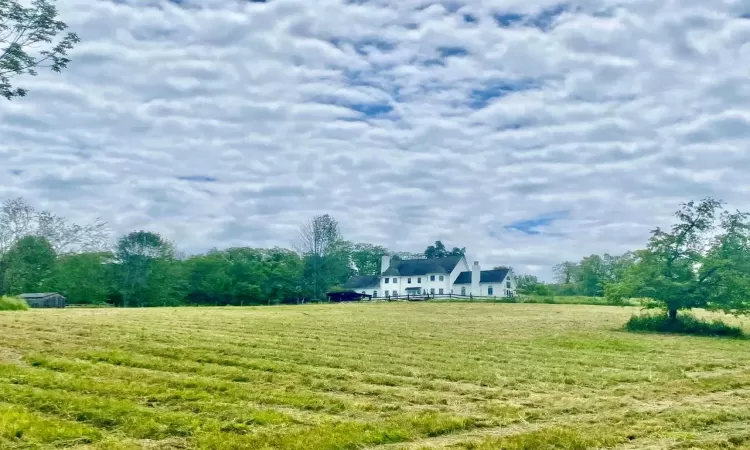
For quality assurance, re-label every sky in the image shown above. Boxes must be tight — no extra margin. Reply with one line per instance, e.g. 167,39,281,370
1,0,750,280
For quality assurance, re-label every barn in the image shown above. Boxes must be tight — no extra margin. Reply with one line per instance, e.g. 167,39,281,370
326,291,372,303
19,293,67,308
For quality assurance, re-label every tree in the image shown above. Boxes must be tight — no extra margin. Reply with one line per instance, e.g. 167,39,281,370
0,235,56,294
424,241,466,259
295,214,350,299
552,261,579,285
606,198,750,320
0,197,108,255
114,231,175,307
50,251,112,304
514,273,555,296
1,0,80,100
515,274,540,292
392,252,423,261
350,243,388,276
576,255,607,297
185,247,305,306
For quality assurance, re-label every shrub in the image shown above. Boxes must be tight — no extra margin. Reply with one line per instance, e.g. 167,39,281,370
0,296,29,311
625,312,744,338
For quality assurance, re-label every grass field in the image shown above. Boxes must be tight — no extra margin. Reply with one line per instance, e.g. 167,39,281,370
1,303,750,449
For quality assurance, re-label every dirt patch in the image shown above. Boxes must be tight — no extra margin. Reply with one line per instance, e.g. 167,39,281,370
0,348,25,366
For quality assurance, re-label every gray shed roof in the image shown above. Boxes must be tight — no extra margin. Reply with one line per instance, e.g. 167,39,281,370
19,293,64,299
453,268,510,284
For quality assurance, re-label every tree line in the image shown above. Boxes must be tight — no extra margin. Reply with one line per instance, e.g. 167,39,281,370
514,252,636,297
0,198,465,306
516,198,750,320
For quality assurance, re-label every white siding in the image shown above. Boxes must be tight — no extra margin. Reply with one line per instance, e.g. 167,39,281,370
479,274,517,297
449,257,470,292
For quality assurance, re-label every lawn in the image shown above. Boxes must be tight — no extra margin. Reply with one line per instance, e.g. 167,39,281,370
1,303,749,449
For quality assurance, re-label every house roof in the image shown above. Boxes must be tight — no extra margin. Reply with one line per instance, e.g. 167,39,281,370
453,268,510,284
19,293,62,299
342,275,381,289
385,256,462,276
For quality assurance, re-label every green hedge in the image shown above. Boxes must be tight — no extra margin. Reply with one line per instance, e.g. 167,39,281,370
0,296,29,311
625,312,744,338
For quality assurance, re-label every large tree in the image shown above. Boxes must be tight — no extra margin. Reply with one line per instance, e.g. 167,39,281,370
295,214,350,299
0,198,108,255
424,240,465,259
350,243,389,276
0,235,56,294
114,231,175,307
50,251,113,304
607,198,750,320
552,261,579,285
576,255,607,297
0,0,79,100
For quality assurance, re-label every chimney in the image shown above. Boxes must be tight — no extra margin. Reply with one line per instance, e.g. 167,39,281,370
471,261,481,296
381,255,392,274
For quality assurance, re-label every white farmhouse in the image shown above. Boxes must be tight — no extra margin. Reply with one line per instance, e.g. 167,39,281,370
342,255,516,298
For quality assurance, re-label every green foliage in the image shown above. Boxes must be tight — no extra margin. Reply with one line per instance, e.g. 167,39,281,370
424,240,465,259
0,235,56,295
514,274,556,296
549,253,635,297
625,312,744,338
49,252,113,304
0,295,27,310
0,0,80,100
114,231,176,307
185,247,304,305
350,243,388,276
296,215,351,299
608,198,750,319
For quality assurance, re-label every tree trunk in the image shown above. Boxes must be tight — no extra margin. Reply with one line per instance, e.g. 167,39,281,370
668,308,678,321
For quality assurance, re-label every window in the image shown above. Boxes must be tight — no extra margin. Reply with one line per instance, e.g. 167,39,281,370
373,291,378,298
506,281,511,289
439,288,444,295
392,290,398,297
430,288,435,294
393,278,398,283
385,278,390,284
488,286,494,295
439,275,444,281
430,275,435,281
408,278,412,284
417,277,421,283
461,286,466,295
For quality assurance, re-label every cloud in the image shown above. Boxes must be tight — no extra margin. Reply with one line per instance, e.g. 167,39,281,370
178,175,218,183
1,0,750,280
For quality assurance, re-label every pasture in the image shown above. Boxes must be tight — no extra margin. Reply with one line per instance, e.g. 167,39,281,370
0,303,749,449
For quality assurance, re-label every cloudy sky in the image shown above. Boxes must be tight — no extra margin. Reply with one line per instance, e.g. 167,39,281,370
2,0,750,279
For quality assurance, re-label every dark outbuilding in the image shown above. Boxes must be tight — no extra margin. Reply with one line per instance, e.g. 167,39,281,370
19,293,67,308
326,291,372,303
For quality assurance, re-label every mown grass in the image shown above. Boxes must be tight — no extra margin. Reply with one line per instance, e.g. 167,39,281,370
0,296,28,311
1,303,749,449
431,294,642,307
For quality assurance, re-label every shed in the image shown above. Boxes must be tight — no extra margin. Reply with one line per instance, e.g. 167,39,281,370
326,291,372,303
19,293,67,309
